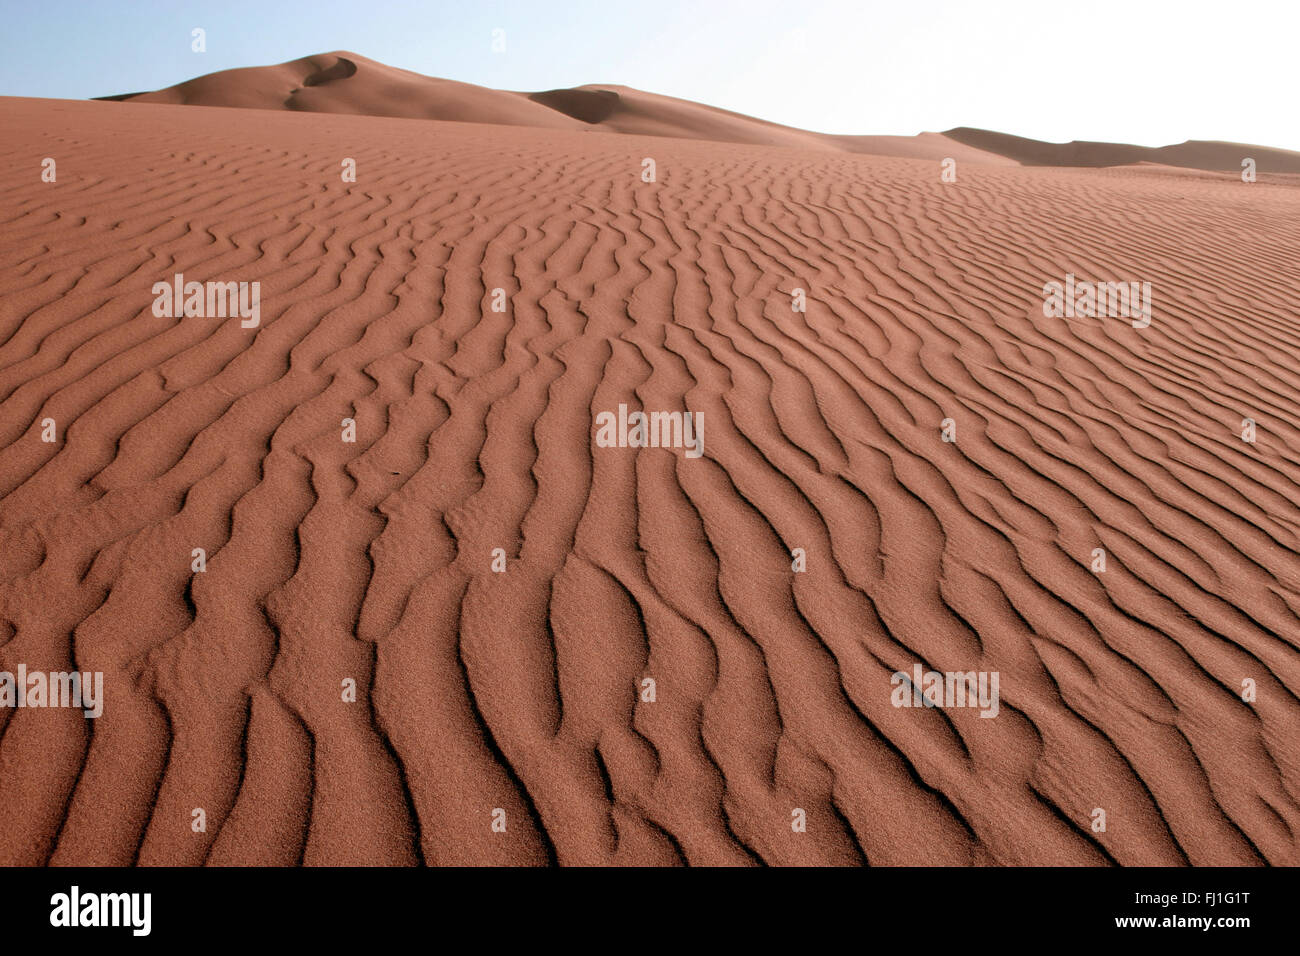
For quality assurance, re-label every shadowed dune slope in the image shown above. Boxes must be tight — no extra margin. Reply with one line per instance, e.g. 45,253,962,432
1,97,1299,866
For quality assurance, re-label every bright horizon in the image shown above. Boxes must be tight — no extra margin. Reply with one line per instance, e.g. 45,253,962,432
1,0,1297,151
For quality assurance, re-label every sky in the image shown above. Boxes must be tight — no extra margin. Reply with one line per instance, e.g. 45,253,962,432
0,0,1295,150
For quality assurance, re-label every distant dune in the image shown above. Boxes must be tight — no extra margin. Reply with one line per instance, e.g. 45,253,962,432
101,52,586,129
944,127,1300,174
96,51,1300,172
100,52,1001,161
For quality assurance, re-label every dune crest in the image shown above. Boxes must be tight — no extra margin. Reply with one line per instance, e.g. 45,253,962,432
94,52,1300,171
944,126,1300,174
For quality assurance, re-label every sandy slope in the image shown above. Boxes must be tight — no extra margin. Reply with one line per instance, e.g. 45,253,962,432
1,96,1298,866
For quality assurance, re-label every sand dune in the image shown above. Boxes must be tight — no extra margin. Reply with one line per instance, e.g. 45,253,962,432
945,127,1300,175
102,52,585,128
99,51,974,157
0,92,1298,867
96,52,1300,175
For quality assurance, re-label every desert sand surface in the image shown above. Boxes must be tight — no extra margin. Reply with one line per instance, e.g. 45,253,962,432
1,73,1299,867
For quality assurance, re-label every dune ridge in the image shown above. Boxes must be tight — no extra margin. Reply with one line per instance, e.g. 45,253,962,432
96,51,1300,173
0,95,1298,866
944,126,1300,174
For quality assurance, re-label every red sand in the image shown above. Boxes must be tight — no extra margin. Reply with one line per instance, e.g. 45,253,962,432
1,57,1299,866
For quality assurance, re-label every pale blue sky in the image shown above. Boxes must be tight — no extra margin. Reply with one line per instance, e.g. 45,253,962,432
1,0,1295,150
